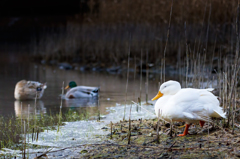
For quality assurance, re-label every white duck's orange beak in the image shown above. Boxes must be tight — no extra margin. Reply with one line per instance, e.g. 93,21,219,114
152,91,163,101
65,85,70,89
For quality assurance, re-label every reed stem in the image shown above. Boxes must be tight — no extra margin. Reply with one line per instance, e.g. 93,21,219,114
163,0,173,82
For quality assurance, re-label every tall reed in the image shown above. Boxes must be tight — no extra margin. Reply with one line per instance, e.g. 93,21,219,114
123,37,131,121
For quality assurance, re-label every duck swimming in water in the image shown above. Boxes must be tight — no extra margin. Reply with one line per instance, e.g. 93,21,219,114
65,81,99,98
14,80,47,100
152,80,226,136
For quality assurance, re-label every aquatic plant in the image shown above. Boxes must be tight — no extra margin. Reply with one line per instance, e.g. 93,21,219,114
0,109,91,150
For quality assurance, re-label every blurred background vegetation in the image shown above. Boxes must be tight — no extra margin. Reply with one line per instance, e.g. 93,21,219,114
0,0,238,68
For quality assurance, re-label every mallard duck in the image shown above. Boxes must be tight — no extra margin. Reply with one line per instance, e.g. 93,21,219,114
65,81,99,98
14,80,47,100
152,80,226,136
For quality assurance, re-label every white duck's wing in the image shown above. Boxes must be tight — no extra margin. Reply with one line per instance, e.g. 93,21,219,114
196,89,226,118
166,96,209,122
181,104,213,123
166,88,223,122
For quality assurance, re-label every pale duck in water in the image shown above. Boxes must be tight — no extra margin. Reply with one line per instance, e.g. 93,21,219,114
65,81,99,98
14,80,47,100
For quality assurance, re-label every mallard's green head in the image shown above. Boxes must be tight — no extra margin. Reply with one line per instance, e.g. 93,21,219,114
65,81,77,89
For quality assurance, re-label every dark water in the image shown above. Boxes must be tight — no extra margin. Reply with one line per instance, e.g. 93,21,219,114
0,62,160,119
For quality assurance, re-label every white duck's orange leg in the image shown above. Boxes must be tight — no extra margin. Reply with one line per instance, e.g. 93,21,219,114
178,124,190,136
199,121,205,127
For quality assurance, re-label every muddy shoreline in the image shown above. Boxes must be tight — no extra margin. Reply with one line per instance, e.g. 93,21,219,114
35,118,240,158
78,118,240,158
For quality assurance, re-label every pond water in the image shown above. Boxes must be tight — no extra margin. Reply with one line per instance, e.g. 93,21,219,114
0,62,161,117
0,62,170,158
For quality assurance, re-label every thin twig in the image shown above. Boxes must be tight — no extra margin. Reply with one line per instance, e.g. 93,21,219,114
128,105,132,144
35,148,53,159
184,21,189,87
197,1,208,53
168,141,176,150
156,109,160,144
205,1,212,53
110,121,113,139
124,36,131,121
163,0,173,81
58,81,64,132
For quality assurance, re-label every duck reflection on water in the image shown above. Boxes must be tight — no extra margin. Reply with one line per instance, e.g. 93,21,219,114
14,100,46,119
64,96,99,108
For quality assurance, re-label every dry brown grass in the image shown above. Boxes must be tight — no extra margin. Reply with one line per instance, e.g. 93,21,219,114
86,0,237,25
31,1,239,66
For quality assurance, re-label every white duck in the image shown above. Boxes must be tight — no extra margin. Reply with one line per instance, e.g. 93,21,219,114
152,80,226,136
65,81,99,98
14,80,47,100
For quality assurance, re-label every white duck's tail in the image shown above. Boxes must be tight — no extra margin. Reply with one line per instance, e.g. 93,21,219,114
205,88,214,92
213,109,226,119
